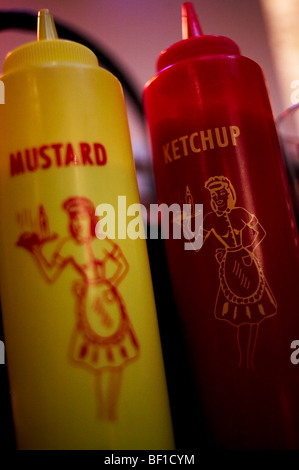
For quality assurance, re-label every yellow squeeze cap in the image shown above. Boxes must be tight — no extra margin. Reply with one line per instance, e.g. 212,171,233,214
37,9,59,40
3,9,98,75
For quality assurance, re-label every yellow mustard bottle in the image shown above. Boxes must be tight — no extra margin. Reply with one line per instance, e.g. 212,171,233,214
0,10,174,450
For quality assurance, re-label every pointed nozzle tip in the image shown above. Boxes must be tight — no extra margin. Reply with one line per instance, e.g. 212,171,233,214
181,2,203,39
37,9,58,40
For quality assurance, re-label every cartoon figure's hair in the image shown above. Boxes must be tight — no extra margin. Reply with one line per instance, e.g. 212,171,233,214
205,176,236,212
63,197,98,238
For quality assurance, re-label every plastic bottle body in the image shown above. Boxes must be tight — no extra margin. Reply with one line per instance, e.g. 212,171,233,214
144,53,299,449
0,60,174,450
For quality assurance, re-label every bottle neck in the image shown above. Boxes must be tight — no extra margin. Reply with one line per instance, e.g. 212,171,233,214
3,39,98,76
157,35,240,72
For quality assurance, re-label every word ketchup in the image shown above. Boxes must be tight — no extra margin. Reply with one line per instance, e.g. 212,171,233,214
143,2,299,449
0,10,174,450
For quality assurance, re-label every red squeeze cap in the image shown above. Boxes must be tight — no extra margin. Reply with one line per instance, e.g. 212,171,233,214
157,2,240,72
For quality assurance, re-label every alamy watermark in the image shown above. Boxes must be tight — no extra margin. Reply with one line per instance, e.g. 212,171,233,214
95,196,203,251
0,340,5,364
0,80,4,104
290,340,299,365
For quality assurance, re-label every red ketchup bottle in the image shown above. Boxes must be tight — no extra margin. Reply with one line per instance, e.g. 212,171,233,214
143,2,299,449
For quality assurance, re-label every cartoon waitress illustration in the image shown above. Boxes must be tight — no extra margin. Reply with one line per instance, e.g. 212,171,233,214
16,196,139,420
185,176,277,370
